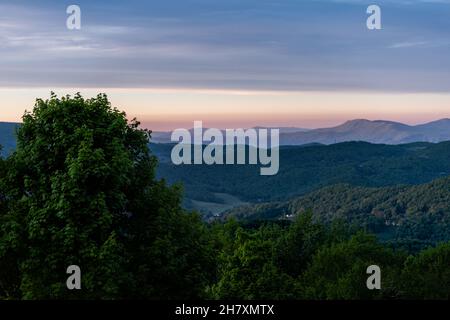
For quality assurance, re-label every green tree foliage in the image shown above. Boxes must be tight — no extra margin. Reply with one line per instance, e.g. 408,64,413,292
209,221,294,299
399,243,450,299
157,141,450,204
226,180,450,247
299,232,403,299
0,93,448,300
275,212,325,277
0,93,213,299
208,216,448,300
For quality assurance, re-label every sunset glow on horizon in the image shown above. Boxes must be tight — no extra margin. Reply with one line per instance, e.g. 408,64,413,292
1,1,450,131
2,88,450,131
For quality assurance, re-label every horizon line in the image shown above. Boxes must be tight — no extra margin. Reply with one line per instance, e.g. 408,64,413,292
3,117,450,132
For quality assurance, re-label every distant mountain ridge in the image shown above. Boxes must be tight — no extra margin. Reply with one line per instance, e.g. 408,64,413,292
279,118,450,145
0,122,19,156
151,119,450,145
3,118,450,149
151,126,311,144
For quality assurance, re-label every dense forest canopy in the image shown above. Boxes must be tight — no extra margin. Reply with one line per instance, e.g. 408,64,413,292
155,141,450,204
225,179,450,249
0,93,448,300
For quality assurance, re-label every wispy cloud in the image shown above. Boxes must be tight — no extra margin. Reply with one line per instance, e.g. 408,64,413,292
389,41,429,48
389,40,450,49
0,0,449,92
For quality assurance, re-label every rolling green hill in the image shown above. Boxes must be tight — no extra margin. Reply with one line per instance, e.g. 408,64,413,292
155,141,450,214
224,177,450,247
2,122,450,247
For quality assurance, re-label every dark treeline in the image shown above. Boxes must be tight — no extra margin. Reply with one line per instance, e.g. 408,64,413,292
206,216,450,299
0,94,448,300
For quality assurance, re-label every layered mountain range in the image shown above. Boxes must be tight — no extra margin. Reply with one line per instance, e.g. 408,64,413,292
150,119,450,145
3,119,450,148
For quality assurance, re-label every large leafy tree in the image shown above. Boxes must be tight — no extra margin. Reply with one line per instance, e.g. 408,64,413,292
0,93,213,299
210,222,294,299
275,212,325,277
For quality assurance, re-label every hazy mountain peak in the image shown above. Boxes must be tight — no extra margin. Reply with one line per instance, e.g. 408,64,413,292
3,119,450,147
280,118,450,145
341,119,409,128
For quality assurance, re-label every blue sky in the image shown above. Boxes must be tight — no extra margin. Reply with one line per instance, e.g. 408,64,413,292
1,0,449,92
1,0,450,129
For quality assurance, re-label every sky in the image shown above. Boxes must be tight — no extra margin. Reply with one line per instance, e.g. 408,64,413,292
1,0,450,130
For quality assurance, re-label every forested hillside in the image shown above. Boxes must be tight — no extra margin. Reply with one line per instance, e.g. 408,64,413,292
1,94,449,300
225,177,450,248
4,124,450,207
155,141,450,208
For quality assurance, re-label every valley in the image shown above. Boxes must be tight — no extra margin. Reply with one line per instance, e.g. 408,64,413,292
2,120,450,247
